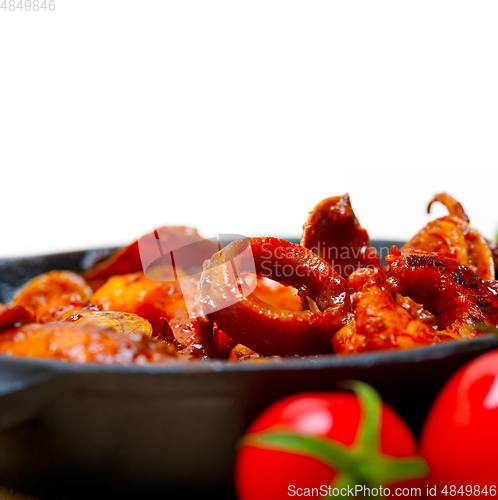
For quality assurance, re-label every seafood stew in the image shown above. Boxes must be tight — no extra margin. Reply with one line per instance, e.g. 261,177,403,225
0,193,497,365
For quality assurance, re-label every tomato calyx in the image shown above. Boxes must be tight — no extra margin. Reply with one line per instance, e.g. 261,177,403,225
241,382,427,492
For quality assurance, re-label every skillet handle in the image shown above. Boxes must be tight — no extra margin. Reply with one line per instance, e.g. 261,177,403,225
0,359,59,431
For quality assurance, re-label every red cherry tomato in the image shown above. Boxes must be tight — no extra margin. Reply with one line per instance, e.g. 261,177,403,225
421,349,498,494
235,382,427,500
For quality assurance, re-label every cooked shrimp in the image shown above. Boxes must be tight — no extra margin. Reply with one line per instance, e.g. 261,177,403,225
12,271,93,323
333,267,446,355
0,322,176,364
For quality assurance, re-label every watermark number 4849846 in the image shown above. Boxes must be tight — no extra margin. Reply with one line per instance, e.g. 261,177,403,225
1,0,55,11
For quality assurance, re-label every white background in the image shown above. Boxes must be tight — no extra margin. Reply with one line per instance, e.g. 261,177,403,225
1,1,497,257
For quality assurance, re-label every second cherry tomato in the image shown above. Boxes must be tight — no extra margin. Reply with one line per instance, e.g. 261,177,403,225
421,349,498,494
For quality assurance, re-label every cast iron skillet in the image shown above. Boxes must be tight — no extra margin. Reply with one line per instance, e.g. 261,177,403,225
0,242,497,499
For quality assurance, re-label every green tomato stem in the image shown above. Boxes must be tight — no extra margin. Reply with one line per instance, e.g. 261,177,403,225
242,381,428,496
